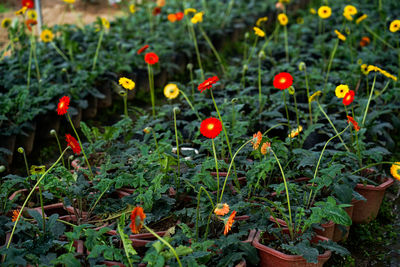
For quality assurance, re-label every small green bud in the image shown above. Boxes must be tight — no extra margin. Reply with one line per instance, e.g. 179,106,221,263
50,129,57,135
258,50,266,60
288,86,295,95
243,64,248,71
245,32,249,39
0,165,5,173
231,98,238,103
173,107,181,114
17,147,24,154
298,62,306,71
187,63,193,70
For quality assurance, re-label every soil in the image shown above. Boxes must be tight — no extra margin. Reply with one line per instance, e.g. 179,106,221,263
0,0,123,48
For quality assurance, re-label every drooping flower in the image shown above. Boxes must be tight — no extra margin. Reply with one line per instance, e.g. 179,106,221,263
130,206,146,234
273,72,293,90
335,84,349,98
65,134,81,155
390,162,400,181
256,16,268,26
214,203,229,216
175,12,184,21
137,44,149,55
342,90,355,106
1,18,11,28
360,64,368,75
260,142,271,155
25,19,37,31
101,18,110,29
63,0,76,4
40,29,54,42
164,84,180,99
129,4,135,14
277,13,288,26
12,209,21,222
224,211,236,235
389,20,400,33
289,126,303,138
184,8,197,15
15,6,28,15
191,12,204,24
153,7,162,16
22,0,34,9
251,131,263,150
57,96,70,115
119,77,135,90
309,91,322,102
346,116,360,131
359,36,370,47
253,27,265,37
30,165,46,175
318,6,331,19
310,8,316,15
200,117,222,139
356,14,367,24
334,30,346,41
144,52,159,65
27,10,37,20
198,76,219,93
366,65,397,81
343,5,357,21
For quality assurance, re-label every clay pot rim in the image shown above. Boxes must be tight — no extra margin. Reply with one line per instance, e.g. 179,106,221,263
252,230,332,261
356,177,394,191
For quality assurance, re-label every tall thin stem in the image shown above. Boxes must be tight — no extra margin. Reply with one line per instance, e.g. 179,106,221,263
283,25,289,63
51,42,69,62
179,89,201,121
199,25,227,76
189,24,204,81
323,39,339,95
147,64,156,118
362,73,377,125
27,35,34,89
173,108,180,191
51,130,65,167
303,67,313,125
211,138,219,202
92,29,105,71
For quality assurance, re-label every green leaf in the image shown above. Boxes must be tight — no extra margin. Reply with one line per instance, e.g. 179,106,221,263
317,239,350,256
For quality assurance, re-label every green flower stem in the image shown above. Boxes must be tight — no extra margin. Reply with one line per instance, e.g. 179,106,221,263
143,224,182,267
6,147,69,250
123,90,128,117
32,37,41,86
363,25,395,49
373,80,390,100
270,148,293,240
92,29,105,71
189,23,205,81
351,107,362,167
246,36,259,64
323,39,339,95
52,131,66,167
344,105,353,144
199,25,227,76
220,0,234,28
67,113,94,179
362,73,377,125
173,108,180,191
20,149,30,177
151,129,159,151
317,101,350,152
283,90,291,133
258,56,263,113
293,90,300,130
210,90,240,190
51,41,69,62
87,181,113,219
195,186,214,241
179,89,201,121
283,25,289,63
147,63,156,118
303,67,313,125
211,138,220,202
261,25,278,52
306,126,350,208
38,185,46,233
352,161,400,175
27,35,34,89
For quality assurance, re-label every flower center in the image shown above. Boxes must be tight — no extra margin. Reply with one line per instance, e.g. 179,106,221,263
207,123,215,130
280,78,286,84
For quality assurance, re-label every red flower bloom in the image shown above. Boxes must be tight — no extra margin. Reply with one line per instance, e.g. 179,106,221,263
273,72,293,90
25,19,37,31
175,12,184,21
22,0,34,8
200,117,222,139
137,44,149,55
65,134,81,155
130,206,146,234
342,90,355,106
347,115,360,131
144,52,159,65
152,7,161,16
57,96,70,115
198,76,219,93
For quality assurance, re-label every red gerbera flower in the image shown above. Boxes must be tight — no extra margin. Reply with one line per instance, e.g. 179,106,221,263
224,210,236,236
200,117,222,139
152,7,161,16
198,76,219,93
130,206,146,234
137,44,149,55
57,96,70,115
25,19,37,31
22,0,34,8
273,72,293,90
65,134,81,155
342,90,355,106
347,115,360,131
144,52,159,65
175,12,184,21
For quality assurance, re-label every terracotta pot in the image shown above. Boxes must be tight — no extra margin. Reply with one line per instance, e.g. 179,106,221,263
332,199,358,242
35,113,61,140
16,122,36,155
313,221,335,240
33,202,68,217
0,134,16,166
98,85,113,108
352,177,394,223
83,95,98,119
252,230,332,267
71,107,82,129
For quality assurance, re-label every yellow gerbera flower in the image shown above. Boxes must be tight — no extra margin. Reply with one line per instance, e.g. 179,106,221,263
356,14,367,24
129,4,135,14
310,8,317,15
360,64,368,75
63,0,76,3
184,8,197,15
366,65,398,81
1,18,11,28
289,126,303,138
334,30,346,41
191,12,204,24
30,165,46,175
390,162,400,181
27,10,37,20
318,6,331,19
308,91,322,102
119,77,135,90
343,12,353,21
40,29,54,43
15,6,28,15
256,17,268,26
101,18,110,29
335,84,350,98
253,26,265,37
389,20,400,33
164,84,180,99
278,13,288,26
344,5,357,16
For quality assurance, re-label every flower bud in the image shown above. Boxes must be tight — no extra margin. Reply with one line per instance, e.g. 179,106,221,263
173,107,181,114
231,98,238,103
298,62,306,71
143,127,152,134
258,50,266,60
288,86,295,95
50,129,57,135
0,165,5,173
187,63,193,70
244,32,249,39
17,147,24,154
243,64,248,71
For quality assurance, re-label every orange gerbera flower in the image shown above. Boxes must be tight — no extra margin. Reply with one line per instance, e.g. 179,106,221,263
273,72,293,90
214,203,229,216
130,206,146,234
175,12,184,21
359,36,370,47
347,116,360,131
12,209,21,222
224,210,236,235
251,131,262,150
65,134,81,155
261,142,271,155
168,14,177,22
137,44,149,55
25,19,37,31
200,117,222,139
57,96,70,115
